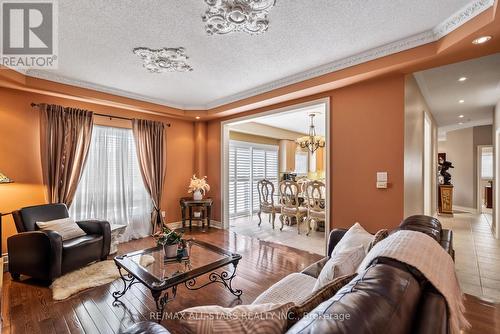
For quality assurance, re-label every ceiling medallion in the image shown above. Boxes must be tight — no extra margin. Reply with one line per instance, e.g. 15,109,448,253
296,113,326,154
133,47,193,73
202,0,276,35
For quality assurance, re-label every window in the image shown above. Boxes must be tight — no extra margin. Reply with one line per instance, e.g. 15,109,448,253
70,125,152,241
295,150,308,175
481,149,493,179
229,141,278,217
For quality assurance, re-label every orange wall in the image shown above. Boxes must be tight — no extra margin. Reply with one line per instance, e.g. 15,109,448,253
0,88,195,252
330,75,404,231
194,122,208,177
207,75,405,233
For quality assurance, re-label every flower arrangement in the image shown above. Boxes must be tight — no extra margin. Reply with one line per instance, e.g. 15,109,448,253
153,224,183,247
188,175,210,195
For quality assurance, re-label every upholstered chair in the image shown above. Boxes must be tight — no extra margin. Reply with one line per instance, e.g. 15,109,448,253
279,180,307,234
256,179,281,229
305,181,326,236
8,203,111,282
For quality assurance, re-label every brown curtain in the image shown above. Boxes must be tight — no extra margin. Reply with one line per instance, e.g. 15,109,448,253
39,104,94,206
132,119,166,233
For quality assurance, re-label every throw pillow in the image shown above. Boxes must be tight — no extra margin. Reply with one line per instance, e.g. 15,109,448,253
36,217,86,241
331,222,373,256
367,229,390,252
252,273,317,305
177,302,294,334
312,245,365,292
287,273,356,328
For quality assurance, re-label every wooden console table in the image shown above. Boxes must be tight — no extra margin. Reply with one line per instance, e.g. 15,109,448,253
180,197,213,230
438,185,453,214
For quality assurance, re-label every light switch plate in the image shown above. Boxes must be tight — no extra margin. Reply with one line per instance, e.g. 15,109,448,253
161,211,166,218
377,172,388,182
376,181,388,189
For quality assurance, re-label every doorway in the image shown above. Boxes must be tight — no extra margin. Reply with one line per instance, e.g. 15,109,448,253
424,113,433,216
220,99,330,255
477,145,493,217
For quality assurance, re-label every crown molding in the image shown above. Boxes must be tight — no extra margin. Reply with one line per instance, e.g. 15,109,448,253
17,0,494,111
205,0,494,109
22,69,189,109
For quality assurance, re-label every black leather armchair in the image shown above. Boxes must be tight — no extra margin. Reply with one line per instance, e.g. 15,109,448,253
8,203,111,281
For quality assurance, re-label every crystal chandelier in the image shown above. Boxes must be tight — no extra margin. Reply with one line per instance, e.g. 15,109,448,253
202,0,277,35
296,113,325,154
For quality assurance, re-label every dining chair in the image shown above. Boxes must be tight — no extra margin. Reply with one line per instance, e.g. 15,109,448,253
256,179,281,229
305,180,326,236
279,180,307,234
296,177,309,197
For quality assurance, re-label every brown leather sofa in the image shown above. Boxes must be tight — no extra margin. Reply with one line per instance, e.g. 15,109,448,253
290,214,453,333
122,215,454,334
8,203,111,281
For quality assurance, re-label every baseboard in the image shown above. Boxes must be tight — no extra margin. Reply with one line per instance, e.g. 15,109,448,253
453,205,477,213
166,220,223,230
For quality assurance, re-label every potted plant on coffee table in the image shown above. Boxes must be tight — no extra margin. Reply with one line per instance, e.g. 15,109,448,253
154,225,184,258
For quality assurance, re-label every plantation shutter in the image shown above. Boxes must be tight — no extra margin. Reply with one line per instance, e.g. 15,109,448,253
252,149,266,212
229,140,279,218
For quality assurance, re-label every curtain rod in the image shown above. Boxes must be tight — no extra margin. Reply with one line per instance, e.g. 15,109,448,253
30,103,171,127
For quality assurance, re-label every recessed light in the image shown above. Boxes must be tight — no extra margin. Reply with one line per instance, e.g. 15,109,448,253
458,77,467,82
459,115,464,118
459,99,465,104
472,36,492,44
195,116,201,120
459,122,464,125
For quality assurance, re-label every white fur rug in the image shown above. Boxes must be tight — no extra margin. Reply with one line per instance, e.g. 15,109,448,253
51,255,155,300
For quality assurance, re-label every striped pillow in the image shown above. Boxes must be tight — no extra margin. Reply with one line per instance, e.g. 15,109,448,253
36,217,86,241
287,273,356,328
367,229,390,252
177,302,293,334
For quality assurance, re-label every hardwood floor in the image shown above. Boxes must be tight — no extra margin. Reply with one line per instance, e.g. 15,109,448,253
2,228,499,334
1,228,321,334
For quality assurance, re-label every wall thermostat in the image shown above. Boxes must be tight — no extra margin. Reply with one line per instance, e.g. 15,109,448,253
376,172,388,189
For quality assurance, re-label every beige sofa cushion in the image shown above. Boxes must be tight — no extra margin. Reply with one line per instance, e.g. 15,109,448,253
36,217,86,241
331,222,374,256
252,273,317,305
178,302,293,334
313,245,365,292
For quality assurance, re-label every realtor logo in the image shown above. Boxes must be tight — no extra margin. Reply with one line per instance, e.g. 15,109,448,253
1,0,58,69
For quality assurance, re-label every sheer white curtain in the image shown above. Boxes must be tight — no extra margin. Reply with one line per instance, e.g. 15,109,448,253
70,125,152,241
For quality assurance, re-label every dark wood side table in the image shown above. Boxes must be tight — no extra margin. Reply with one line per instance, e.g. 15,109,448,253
180,197,213,230
485,185,493,209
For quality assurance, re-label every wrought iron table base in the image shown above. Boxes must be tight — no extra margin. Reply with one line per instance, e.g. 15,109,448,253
185,263,243,298
112,268,139,302
112,263,242,322
151,286,178,322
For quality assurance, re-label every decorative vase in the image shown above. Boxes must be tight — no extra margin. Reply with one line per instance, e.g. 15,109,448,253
193,189,203,201
164,243,179,258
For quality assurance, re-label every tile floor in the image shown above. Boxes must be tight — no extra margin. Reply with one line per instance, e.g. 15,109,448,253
439,212,500,302
231,212,500,300
230,214,326,256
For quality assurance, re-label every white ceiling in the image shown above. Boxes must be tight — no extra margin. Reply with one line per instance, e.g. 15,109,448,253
22,0,493,109
252,104,326,136
414,53,500,136
228,103,326,139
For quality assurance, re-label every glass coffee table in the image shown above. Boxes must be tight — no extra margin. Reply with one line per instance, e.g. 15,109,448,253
113,239,242,319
